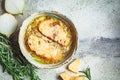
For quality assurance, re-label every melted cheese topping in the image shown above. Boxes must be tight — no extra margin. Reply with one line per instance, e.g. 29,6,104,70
38,17,71,46
25,16,72,64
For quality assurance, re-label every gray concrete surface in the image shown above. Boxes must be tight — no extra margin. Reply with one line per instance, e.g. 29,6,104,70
0,0,120,80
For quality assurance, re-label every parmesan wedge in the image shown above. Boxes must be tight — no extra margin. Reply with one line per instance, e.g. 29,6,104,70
68,59,80,73
71,76,85,80
60,71,85,80
60,71,71,80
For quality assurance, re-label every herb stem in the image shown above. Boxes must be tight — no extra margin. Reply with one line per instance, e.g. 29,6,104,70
0,33,41,80
79,67,92,80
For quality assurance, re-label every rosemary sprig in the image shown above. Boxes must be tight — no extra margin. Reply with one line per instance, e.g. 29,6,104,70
0,33,40,80
79,67,92,80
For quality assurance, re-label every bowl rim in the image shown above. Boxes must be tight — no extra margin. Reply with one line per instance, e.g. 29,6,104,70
18,11,78,69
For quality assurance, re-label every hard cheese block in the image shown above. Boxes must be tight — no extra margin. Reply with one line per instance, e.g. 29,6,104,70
68,59,80,73
60,71,71,80
60,71,85,80
71,76,85,80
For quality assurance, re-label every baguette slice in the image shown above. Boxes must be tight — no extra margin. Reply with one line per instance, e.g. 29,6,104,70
27,35,64,63
38,17,72,46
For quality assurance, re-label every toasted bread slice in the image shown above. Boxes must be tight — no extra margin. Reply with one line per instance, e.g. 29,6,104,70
38,17,72,46
27,35,64,63
68,59,80,73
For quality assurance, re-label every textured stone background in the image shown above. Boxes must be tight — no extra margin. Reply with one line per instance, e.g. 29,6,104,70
0,0,120,80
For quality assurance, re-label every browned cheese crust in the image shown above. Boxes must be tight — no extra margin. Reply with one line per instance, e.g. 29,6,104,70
25,16,72,63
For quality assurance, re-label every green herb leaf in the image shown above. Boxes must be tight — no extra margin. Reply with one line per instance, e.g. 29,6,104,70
0,33,41,80
79,67,92,80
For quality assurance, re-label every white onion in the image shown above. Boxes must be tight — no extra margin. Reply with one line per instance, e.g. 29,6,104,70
0,13,18,37
5,0,25,14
